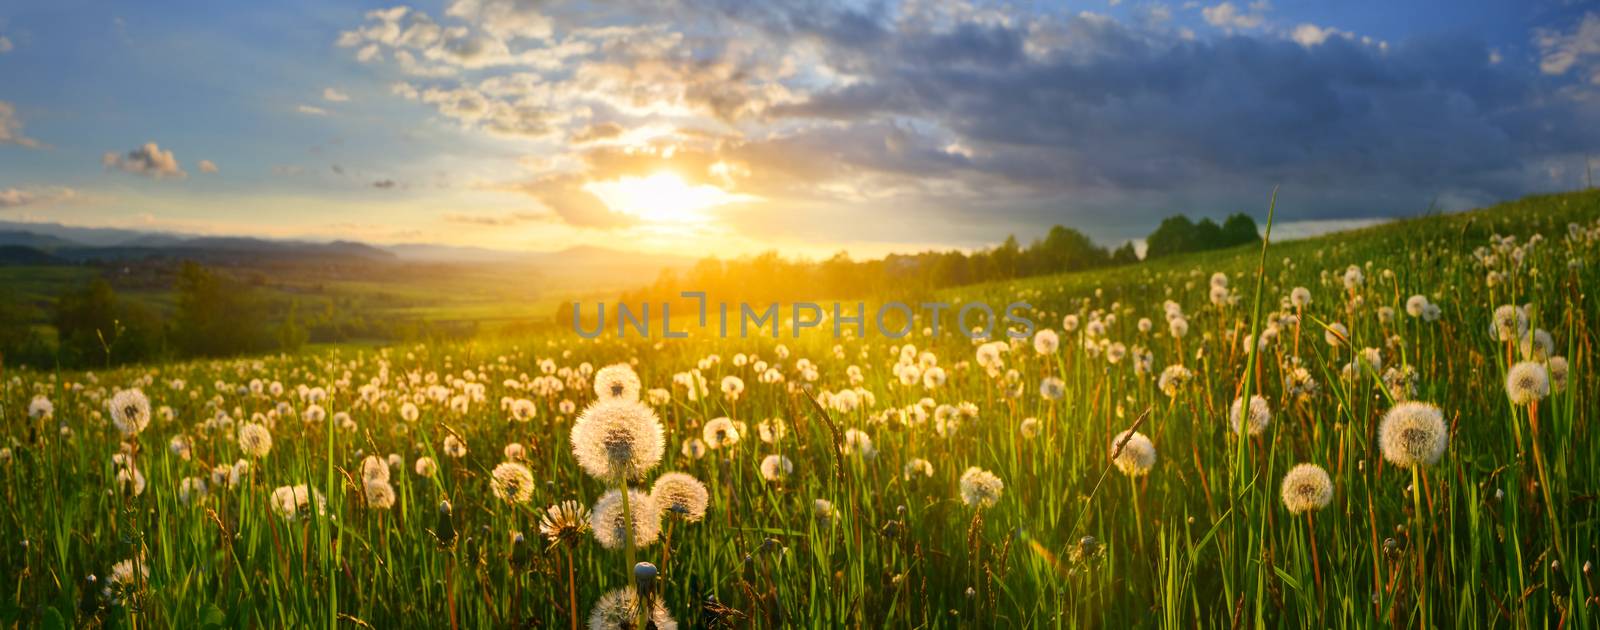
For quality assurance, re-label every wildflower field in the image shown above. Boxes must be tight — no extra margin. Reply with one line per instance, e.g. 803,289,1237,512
3,190,1599,628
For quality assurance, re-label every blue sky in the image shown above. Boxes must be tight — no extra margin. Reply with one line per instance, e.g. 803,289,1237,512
2,0,1598,257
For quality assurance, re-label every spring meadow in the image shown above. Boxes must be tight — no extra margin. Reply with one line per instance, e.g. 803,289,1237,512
3,2,1600,629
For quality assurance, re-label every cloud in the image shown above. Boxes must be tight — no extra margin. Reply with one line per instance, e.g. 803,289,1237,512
513,175,636,228
442,210,551,225
297,104,330,116
198,159,219,174
372,179,398,189
1202,2,1266,30
323,87,351,102
0,186,78,208
1290,23,1352,47
338,1,1600,242
0,101,40,148
103,142,186,179
572,121,624,143
0,35,12,53
1536,12,1600,78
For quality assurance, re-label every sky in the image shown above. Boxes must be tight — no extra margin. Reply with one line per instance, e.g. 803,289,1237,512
2,0,1599,259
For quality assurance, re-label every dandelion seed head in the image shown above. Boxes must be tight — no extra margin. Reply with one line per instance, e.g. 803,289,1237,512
1378,401,1449,468
760,454,793,481
108,389,151,436
490,462,536,504
1229,395,1272,436
593,363,642,402
571,399,665,482
959,466,1004,508
1280,463,1333,514
586,587,676,630
590,488,661,550
238,422,273,458
1505,361,1550,405
702,417,740,449
364,479,396,510
651,472,709,521
1110,430,1156,476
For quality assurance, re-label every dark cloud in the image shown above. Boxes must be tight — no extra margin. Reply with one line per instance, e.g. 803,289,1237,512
372,179,399,189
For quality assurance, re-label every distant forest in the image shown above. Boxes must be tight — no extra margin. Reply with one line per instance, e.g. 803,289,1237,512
1,212,1260,369
612,213,1261,308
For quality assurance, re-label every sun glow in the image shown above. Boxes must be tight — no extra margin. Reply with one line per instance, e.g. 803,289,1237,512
582,171,757,224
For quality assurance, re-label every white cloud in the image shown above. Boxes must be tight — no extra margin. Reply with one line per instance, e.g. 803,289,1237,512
198,159,219,174
297,104,330,116
0,186,79,208
0,35,13,53
1535,12,1600,77
1203,2,1265,30
0,101,39,148
1290,23,1352,47
323,87,351,102
103,142,187,179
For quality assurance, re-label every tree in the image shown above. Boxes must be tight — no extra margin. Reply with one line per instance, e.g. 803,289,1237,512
1145,215,1197,259
1222,213,1262,247
54,278,164,368
173,261,272,358
1111,241,1140,264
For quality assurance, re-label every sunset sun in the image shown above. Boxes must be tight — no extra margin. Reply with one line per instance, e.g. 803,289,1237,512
582,171,756,224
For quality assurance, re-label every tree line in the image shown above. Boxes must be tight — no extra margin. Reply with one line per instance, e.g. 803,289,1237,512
611,214,1259,311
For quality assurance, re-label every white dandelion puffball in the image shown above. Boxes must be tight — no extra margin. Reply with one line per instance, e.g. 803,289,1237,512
1280,464,1333,514
1158,365,1192,397
959,466,1004,508
702,417,740,449
443,435,468,458
651,472,709,522
903,458,934,481
759,454,793,481
1548,356,1569,393
364,479,396,510
109,389,152,436
572,399,665,482
813,498,840,527
593,363,642,402
269,484,327,521
1324,323,1349,347
491,462,536,505
1290,287,1312,308
587,587,677,630
1505,361,1550,405
414,456,437,478
1378,401,1449,468
238,422,273,458
843,428,876,459
590,488,662,550
1033,329,1060,355
1039,377,1065,400
1405,295,1430,317
1019,417,1041,439
360,455,389,483
1229,395,1272,436
1110,430,1156,476
1489,304,1527,342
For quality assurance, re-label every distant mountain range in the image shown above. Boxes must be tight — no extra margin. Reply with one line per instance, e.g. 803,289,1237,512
0,220,688,271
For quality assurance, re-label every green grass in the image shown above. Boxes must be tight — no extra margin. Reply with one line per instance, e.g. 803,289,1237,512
1,189,1597,627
